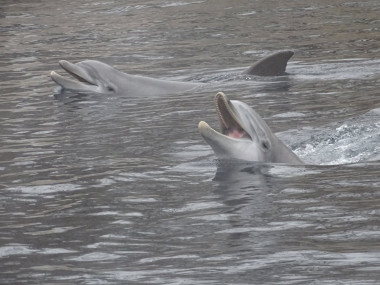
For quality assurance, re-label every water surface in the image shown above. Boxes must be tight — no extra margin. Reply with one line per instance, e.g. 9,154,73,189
1,0,379,284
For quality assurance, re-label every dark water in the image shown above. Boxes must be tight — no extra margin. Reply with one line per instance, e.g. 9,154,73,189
1,0,379,284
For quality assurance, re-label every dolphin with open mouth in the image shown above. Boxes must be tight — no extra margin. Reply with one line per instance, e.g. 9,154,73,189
50,51,294,96
50,60,200,96
198,92,304,164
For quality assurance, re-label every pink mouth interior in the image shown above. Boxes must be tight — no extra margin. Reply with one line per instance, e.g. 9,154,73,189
227,127,249,138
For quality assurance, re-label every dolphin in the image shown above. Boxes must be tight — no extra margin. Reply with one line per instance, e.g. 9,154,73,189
50,51,294,96
50,60,200,96
198,92,304,165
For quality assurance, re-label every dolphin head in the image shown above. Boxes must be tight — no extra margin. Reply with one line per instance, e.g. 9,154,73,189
50,60,122,95
198,92,276,162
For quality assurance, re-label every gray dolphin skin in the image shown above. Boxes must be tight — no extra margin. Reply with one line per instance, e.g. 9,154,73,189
50,60,200,96
50,51,294,96
243,50,294,76
198,92,304,164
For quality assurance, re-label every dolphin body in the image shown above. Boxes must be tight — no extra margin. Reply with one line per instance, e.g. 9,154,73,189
50,51,294,96
198,92,304,165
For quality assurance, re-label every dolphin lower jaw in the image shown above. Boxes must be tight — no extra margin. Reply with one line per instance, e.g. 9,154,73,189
50,71,100,93
198,121,252,143
198,121,259,160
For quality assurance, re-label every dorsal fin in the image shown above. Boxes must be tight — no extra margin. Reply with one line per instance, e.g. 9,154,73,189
243,50,294,76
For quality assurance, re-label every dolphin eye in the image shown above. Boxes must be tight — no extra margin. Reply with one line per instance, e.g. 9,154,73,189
261,140,270,150
107,86,115,92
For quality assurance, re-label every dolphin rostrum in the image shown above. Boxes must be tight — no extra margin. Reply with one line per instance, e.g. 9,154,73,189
50,51,294,96
198,92,304,164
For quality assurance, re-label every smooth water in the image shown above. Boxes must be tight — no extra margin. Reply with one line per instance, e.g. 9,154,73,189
1,0,379,284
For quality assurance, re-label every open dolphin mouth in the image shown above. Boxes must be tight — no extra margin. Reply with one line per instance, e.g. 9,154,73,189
50,60,99,91
198,92,251,140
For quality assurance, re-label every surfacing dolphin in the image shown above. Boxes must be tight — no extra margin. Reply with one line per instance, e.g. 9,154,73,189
50,51,294,96
198,92,304,165
50,60,200,96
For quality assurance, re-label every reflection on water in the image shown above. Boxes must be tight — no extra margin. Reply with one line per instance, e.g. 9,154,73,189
1,0,380,284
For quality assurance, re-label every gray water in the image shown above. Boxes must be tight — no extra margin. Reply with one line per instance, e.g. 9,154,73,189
1,1,380,284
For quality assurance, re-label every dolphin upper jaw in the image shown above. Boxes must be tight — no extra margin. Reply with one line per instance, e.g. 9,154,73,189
59,60,98,86
214,92,252,140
